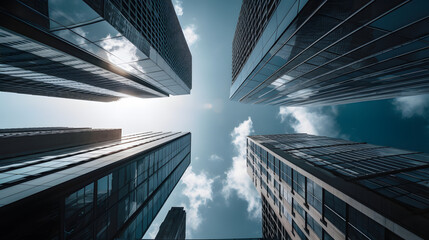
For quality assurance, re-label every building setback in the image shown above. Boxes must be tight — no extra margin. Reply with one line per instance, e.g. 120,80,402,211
0,0,191,102
231,0,429,106
0,127,121,159
155,207,186,239
0,129,191,240
247,133,429,240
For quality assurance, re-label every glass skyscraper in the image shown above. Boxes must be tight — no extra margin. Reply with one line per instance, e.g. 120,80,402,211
155,207,186,239
0,0,191,102
231,0,429,106
247,133,428,240
0,129,191,240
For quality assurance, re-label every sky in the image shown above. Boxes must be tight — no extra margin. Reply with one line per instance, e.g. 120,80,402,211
1,0,429,238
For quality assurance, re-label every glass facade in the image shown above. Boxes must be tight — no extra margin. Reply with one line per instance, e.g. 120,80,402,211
0,131,191,240
231,0,429,106
262,195,290,240
0,0,191,102
232,0,280,82
247,134,428,239
102,0,192,92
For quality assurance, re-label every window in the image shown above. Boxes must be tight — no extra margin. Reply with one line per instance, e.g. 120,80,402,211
293,199,305,219
274,157,280,176
323,230,334,240
306,213,322,239
280,161,292,186
97,173,112,213
293,170,306,198
64,183,94,239
282,187,292,205
324,190,346,233
348,206,384,240
293,220,307,240
307,178,322,213
95,212,109,240
268,154,274,171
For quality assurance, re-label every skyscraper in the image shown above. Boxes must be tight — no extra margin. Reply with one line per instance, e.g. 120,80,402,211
0,129,191,240
247,133,428,240
0,0,191,102
155,207,186,239
231,0,429,106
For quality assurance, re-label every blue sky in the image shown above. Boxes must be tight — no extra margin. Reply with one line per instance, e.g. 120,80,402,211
1,0,429,238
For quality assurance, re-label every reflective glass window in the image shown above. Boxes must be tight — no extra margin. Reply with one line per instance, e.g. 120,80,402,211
307,178,322,213
48,0,100,28
324,190,346,233
293,220,307,240
293,199,305,219
293,170,305,198
64,183,94,239
52,29,90,46
280,161,292,186
348,206,385,240
307,213,322,239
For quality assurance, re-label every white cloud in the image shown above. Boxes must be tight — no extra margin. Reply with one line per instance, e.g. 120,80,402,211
181,167,215,231
146,222,160,239
222,117,261,219
173,0,183,16
279,106,339,137
392,94,429,119
194,156,199,161
203,103,213,109
183,24,199,46
201,100,224,113
209,154,223,161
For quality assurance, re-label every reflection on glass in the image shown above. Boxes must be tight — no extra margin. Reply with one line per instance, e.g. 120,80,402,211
48,0,100,28
74,21,122,42
52,29,89,46
97,36,147,64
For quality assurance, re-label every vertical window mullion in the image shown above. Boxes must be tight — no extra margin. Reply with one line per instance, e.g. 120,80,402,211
291,168,295,195
321,189,327,226
304,177,309,209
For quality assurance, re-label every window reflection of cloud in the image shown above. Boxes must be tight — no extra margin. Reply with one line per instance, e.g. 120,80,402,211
286,88,316,99
270,75,294,92
70,28,87,45
99,35,148,75
100,35,136,63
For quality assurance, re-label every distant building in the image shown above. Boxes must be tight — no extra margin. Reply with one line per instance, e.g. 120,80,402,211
0,129,191,240
155,207,186,239
231,0,429,106
247,133,429,239
0,0,191,102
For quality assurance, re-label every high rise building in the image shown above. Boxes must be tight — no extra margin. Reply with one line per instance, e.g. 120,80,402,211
155,207,186,239
0,0,191,102
0,129,191,240
247,133,429,240
231,0,429,106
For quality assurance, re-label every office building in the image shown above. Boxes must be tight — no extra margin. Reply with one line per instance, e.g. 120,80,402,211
0,129,191,240
231,0,429,106
0,0,191,102
247,133,429,239
155,207,186,239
